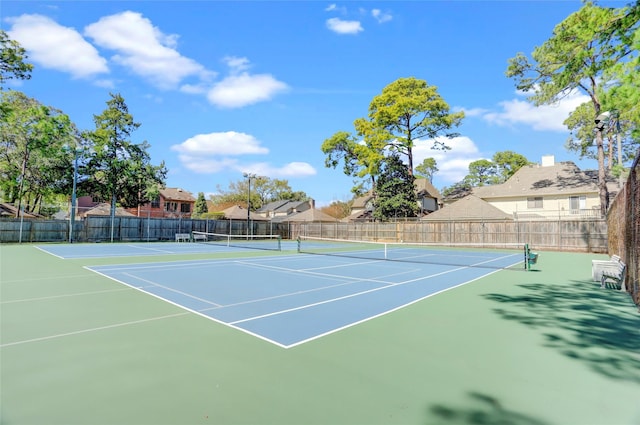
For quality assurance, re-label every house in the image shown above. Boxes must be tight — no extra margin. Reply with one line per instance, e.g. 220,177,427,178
422,195,513,221
264,200,313,222
273,207,338,223
415,178,442,215
465,155,616,220
346,193,376,222
127,188,196,218
220,205,268,221
80,203,136,218
0,202,39,218
256,200,290,219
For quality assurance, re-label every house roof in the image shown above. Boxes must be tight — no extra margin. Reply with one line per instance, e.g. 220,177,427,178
0,202,39,218
473,162,598,198
352,192,375,209
160,188,196,202
273,201,308,213
272,208,338,222
82,203,136,217
221,205,268,221
257,200,290,213
415,178,442,199
422,195,513,221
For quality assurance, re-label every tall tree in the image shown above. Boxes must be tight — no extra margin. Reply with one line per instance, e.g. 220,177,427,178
194,192,208,217
373,154,418,221
321,129,385,194
466,159,498,187
0,30,33,89
492,151,530,183
506,2,636,216
0,91,75,215
83,93,166,227
366,77,464,176
414,157,438,183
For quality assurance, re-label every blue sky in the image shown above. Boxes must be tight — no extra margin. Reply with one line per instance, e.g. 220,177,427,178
2,1,618,206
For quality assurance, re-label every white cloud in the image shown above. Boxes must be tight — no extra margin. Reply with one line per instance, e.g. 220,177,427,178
242,162,317,178
371,9,393,23
207,73,289,108
482,90,589,132
7,14,109,79
84,11,213,89
171,132,316,178
413,136,483,184
326,18,364,35
223,56,251,73
171,131,269,156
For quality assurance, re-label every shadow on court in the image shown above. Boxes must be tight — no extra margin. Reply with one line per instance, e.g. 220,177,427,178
427,391,551,425
483,280,640,384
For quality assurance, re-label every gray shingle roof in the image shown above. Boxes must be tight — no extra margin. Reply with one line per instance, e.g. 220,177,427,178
422,195,513,221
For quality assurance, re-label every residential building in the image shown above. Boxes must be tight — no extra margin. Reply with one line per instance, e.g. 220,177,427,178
441,155,617,220
125,188,196,218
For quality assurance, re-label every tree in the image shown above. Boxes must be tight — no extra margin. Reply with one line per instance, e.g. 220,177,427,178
83,93,166,228
414,157,438,183
466,159,498,187
321,129,385,194
366,77,464,176
212,176,308,209
194,192,208,217
506,2,636,216
492,151,530,182
0,91,75,215
320,200,352,220
0,30,33,89
373,154,418,221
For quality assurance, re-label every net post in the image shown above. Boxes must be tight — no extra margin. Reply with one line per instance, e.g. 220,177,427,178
297,236,301,253
524,244,529,270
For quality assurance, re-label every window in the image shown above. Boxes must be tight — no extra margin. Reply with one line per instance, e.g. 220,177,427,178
569,196,586,213
151,197,160,208
165,202,177,212
180,203,191,213
527,197,543,209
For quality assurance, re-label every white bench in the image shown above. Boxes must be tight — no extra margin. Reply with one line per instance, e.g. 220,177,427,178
600,259,626,291
175,233,191,242
192,233,208,242
591,255,621,281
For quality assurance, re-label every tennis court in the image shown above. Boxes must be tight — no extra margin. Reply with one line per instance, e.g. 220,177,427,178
2,240,639,424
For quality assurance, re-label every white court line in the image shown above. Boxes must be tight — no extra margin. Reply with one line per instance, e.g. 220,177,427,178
1,287,132,304
230,253,520,327
122,273,223,308
0,313,188,348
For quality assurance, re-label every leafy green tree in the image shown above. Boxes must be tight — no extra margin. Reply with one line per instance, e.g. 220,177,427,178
366,77,464,176
0,30,33,89
83,93,167,221
213,176,308,210
194,192,208,217
466,159,498,187
373,154,418,221
0,90,75,215
321,129,385,194
414,157,438,183
506,2,635,216
492,151,529,182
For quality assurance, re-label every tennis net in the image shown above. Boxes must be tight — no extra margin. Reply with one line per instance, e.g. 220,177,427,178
297,236,527,270
192,231,282,251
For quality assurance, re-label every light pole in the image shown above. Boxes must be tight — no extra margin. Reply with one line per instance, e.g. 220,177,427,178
595,110,624,189
69,148,79,243
243,172,256,236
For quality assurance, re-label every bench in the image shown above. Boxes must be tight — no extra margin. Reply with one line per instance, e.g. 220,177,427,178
192,233,208,242
592,255,622,281
600,260,626,291
175,233,191,242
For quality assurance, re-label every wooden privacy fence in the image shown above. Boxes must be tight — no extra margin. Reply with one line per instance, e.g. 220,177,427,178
292,219,608,253
0,216,607,253
0,216,292,243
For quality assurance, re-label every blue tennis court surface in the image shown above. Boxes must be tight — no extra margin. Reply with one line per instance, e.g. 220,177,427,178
35,241,297,259
87,250,522,348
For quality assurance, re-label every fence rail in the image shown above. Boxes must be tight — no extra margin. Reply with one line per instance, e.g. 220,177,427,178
0,216,607,253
